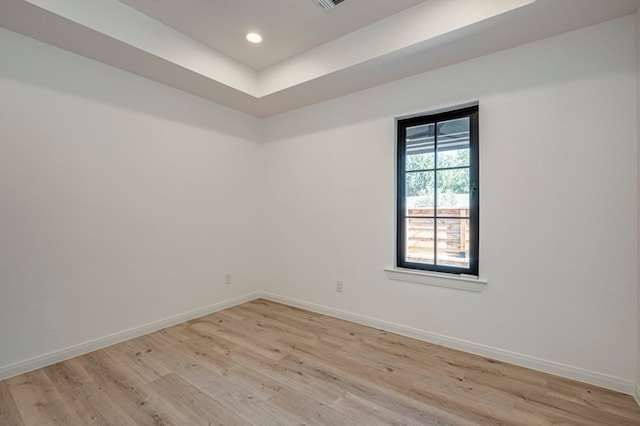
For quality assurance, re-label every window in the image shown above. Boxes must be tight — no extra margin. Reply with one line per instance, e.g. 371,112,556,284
396,104,479,276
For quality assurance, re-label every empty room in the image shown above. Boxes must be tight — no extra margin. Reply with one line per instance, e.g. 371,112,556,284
2,0,640,424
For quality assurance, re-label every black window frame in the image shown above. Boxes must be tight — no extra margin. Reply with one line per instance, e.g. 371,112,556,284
396,105,479,276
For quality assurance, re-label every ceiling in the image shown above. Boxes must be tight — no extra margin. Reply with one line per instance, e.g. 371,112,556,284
118,0,426,70
1,0,639,117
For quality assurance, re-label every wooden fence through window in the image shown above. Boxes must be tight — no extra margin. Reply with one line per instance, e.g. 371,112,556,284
406,208,469,266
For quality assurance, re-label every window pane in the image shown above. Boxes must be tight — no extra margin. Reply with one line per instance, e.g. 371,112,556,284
438,147,469,169
406,123,434,171
436,168,469,215
436,218,470,268
405,171,434,212
396,105,478,275
437,117,470,169
406,152,434,171
406,218,434,264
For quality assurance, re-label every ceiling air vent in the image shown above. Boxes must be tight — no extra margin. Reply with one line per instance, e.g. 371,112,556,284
314,0,347,10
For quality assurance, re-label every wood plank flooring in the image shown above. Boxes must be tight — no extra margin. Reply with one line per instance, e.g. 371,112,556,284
1,299,640,425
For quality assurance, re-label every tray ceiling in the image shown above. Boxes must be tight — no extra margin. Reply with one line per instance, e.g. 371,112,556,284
0,0,638,117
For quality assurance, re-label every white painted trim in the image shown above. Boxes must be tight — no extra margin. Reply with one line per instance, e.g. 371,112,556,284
260,292,635,395
2,290,635,398
384,267,487,292
0,292,261,381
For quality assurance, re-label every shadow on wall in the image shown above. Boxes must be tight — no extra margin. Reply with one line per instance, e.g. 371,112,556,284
0,16,631,144
262,16,633,141
0,27,260,142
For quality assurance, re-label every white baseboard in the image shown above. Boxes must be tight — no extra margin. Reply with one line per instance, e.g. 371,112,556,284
0,292,261,381
2,290,636,400
259,292,636,396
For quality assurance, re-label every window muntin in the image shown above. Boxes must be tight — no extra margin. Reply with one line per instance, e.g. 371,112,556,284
397,105,479,275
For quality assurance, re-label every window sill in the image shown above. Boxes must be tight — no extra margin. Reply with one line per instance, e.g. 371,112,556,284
384,267,487,292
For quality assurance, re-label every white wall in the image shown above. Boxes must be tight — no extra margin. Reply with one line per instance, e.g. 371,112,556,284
263,16,638,385
636,9,640,398
1,14,639,394
0,28,263,370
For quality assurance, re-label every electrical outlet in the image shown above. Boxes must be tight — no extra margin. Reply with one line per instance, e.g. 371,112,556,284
225,273,232,285
335,280,344,293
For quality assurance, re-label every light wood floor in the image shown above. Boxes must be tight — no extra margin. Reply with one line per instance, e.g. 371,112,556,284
1,299,639,425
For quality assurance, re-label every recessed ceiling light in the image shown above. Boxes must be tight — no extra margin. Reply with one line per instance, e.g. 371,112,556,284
246,33,262,44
